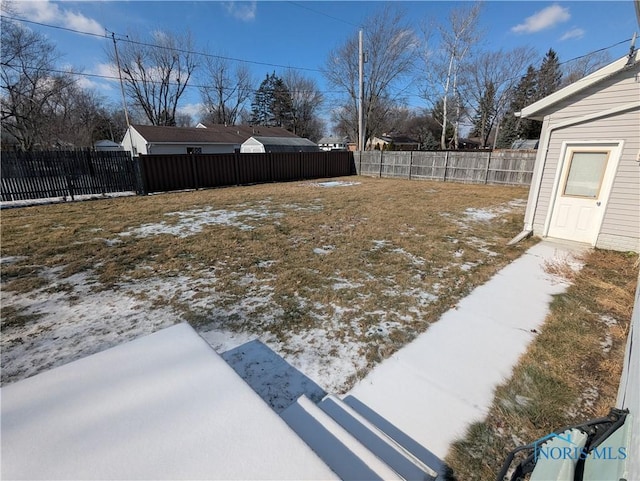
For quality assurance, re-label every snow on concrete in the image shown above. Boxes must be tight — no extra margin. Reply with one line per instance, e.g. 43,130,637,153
347,240,587,460
0,191,136,209
1,323,338,480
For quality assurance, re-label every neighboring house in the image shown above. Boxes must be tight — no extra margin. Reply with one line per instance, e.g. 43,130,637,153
94,140,124,151
317,137,348,151
121,124,298,156
368,134,420,151
240,136,319,153
512,50,639,253
510,139,539,150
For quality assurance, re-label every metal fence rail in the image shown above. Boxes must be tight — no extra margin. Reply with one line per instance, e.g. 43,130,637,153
354,150,537,186
1,150,139,201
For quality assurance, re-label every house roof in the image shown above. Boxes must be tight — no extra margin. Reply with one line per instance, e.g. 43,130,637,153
244,136,318,151
518,50,640,121
130,124,298,145
318,137,347,144
375,134,420,144
200,124,298,140
94,140,122,147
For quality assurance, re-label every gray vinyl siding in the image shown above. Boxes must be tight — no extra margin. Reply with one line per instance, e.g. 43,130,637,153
531,84,639,252
543,64,640,124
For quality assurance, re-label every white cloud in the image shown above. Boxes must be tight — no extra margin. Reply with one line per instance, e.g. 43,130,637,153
13,0,105,36
64,10,104,36
76,76,102,91
560,28,585,41
222,1,257,22
511,4,571,34
93,63,119,78
178,103,205,119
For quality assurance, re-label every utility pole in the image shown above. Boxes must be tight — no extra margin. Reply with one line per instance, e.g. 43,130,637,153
111,33,134,151
358,29,365,152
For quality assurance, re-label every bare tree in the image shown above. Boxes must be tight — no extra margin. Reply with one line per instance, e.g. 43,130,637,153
0,17,76,150
561,50,611,86
282,69,324,140
420,2,482,149
466,46,537,147
108,29,198,126
199,55,253,125
324,5,416,147
47,83,109,147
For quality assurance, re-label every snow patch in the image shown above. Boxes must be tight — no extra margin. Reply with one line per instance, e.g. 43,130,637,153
1,256,27,266
464,208,499,221
313,245,335,255
309,181,361,188
119,207,282,238
331,278,364,291
372,240,390,251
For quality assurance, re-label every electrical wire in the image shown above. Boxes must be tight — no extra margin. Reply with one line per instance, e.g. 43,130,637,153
1,14,634,104
286,1,361,28
1,14,323,73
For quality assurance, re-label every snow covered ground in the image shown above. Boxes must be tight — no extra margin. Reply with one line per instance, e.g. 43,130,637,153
347,240,586,460
1,189,530,412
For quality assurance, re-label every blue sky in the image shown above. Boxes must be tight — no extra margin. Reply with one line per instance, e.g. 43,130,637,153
5,1,638,129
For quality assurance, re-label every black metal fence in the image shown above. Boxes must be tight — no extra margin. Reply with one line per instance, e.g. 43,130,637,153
138,151,356,193
1,150,140,201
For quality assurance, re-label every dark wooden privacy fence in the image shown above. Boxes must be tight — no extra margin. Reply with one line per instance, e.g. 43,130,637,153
355,150,537,186
1,150,139,201
139,151,355,193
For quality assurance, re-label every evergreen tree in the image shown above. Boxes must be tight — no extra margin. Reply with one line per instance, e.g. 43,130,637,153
496,65,537,148
497,50,563,148
470,81,496,147
536,49,562,100
250,73,294,129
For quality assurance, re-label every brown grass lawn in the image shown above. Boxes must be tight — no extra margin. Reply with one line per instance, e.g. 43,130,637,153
446,248,638,480
1,176,535,389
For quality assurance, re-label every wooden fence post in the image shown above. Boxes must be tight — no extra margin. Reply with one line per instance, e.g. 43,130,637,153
379,149,384,178
443,151,449,182
484,151,492,184
409,151,413,180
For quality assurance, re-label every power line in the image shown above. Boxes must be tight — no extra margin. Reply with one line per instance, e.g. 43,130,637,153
3,14,633,106
1,14,324,73
0,62,345,97
559,38,631,66
0,14,109,39
286,1,361,28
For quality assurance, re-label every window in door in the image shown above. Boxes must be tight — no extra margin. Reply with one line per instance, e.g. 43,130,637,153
562,151,609,198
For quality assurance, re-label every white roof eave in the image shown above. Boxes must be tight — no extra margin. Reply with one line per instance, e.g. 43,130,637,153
518,51,640,120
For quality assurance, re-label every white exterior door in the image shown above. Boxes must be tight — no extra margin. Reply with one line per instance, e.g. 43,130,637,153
547,145,619,244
